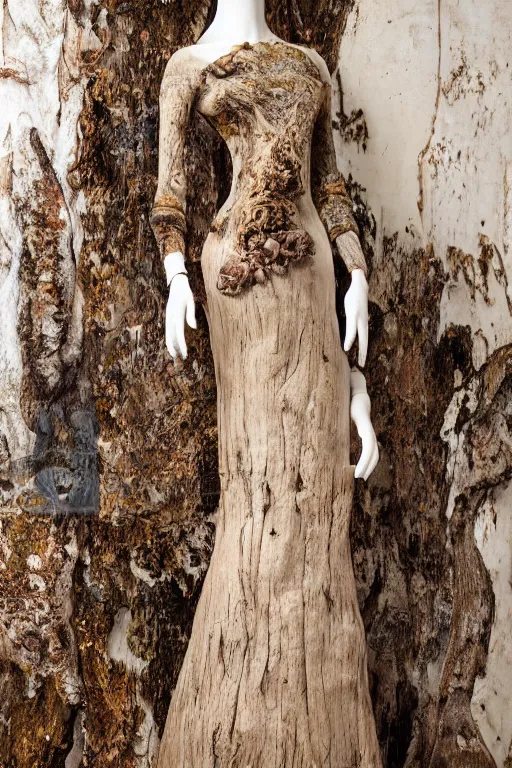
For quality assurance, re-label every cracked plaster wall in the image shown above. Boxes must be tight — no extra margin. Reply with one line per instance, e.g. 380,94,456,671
338,1,512,763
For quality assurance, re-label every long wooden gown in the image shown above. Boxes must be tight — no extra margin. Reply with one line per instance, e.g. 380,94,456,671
151,41,381,768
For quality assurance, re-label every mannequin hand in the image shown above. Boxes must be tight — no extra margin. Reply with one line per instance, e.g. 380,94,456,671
163,251,196,360
166,274,196,360
350,368,379,481
344,269,368,367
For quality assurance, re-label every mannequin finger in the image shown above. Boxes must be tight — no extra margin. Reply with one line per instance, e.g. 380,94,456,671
367,443,380,479
355,430,373,479
186,295,197,329
166,340,177,359
364,442,380,481
357,316,368,368
165,313,177,359
166,331,177,360
175,316,188,360
344,304,357,352
169,312,183,360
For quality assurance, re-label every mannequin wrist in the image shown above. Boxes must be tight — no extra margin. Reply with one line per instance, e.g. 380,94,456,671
169,272,189,289
350,394,371,430
350,368,369,397
350,268,368,286
164,251,188,286
351,392,371,409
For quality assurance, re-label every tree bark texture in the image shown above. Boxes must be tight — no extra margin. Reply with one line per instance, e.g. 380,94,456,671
0,1,510,767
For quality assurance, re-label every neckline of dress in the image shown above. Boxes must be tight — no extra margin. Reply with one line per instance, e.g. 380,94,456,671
191,40,327,85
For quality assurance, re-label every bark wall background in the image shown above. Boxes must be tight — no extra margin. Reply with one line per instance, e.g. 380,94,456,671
0,0,510,766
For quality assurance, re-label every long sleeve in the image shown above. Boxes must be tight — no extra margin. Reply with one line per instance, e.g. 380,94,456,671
311,84,367,275
150,55,200,260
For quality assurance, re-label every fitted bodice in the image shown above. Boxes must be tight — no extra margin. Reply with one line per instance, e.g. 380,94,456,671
197,42,326,199
195,43,327,294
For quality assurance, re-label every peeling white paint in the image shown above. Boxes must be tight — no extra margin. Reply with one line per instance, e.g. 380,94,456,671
0,525,12,565
0,0,94,464
28,574,46,592
108,607,149,676
440,377,479,519
421,4,512,366
65,710,85,768
107,608,161,765
26,554,42,571
337,0,438,240
338,0,512,367
337,1,512,763
0,157,33,461
130,556,164,588
471,482,512,765
133,694,160,767
26,673,39,699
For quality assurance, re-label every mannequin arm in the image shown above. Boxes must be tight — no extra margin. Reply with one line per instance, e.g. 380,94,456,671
311,86,367,274
350,368,379,480
151,53,200,360
150,53,199,259
311,86,369,365
343,267,368,367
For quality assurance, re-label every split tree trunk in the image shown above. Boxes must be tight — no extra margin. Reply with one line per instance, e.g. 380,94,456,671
0,1,511,767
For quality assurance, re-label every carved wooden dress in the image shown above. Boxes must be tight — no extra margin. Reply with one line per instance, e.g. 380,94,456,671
151,42,381,768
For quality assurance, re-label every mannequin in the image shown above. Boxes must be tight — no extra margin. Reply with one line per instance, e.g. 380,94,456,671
151,0,382,764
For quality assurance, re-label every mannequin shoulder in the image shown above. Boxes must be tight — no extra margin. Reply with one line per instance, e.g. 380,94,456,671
162,45,209,79
162,42,332,83
271,40,331,84
166,42,232,70
297,46,331,84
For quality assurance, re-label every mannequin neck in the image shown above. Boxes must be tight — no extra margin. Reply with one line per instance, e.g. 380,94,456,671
199,0,273,45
